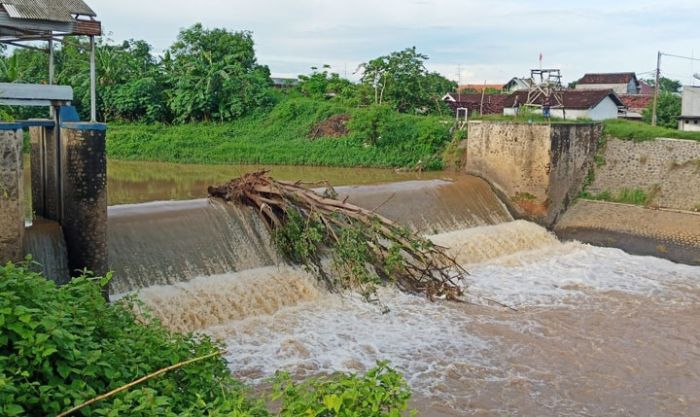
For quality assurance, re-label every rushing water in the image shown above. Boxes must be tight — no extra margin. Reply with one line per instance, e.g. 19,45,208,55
107,176,511,294
137,221,700,417
22,157,700,416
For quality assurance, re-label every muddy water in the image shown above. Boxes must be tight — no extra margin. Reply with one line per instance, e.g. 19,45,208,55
141,221,700,417
107,177,511,294
23,157,450,211
107,159,450,205
137,221,700,417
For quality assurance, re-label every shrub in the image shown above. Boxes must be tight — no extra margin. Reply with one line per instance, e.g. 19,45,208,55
0,262,415,416
273,362,414,417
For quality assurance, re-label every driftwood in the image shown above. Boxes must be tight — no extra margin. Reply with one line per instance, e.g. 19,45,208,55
209,171,467,301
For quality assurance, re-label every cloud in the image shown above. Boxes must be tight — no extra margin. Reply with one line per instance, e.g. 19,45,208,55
90,0,700,84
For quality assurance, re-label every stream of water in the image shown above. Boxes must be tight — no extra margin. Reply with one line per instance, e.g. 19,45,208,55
22,158,700,416
137,221,700,416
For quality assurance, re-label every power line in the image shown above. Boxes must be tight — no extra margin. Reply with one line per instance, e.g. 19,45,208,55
661,52,700,62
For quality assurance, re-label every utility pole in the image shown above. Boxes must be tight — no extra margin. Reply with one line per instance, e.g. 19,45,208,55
652,51,661,127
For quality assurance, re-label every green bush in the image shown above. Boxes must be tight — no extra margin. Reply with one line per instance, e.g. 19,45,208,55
273,363,414,417
0,262,415,416
107,97,453,170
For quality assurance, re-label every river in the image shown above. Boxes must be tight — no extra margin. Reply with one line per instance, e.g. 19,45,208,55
24,158,700,416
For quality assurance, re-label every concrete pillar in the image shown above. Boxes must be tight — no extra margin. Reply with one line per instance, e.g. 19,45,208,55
29,120,60,220
0,124,24,264
60,123,108,291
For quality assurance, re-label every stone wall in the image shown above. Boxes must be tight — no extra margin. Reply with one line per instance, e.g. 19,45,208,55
466,121,601,226
0,126,24,263
588,138,700,211
556,200,700,266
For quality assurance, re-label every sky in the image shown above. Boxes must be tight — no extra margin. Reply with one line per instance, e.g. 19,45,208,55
89,0,700,86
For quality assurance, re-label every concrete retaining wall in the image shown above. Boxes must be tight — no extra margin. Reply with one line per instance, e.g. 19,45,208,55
0,126,24,263
556,200,700,266
467,121,601,226
588,138,700,211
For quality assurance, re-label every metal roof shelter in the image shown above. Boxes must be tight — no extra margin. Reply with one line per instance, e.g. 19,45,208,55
0,0,101,120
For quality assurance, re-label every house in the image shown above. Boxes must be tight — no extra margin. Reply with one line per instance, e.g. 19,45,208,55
442,93,507,116
679,86,700,131
575,73,640,95
503,77,532,93
503,89,624,120
639,80,656,95
619,94,653,120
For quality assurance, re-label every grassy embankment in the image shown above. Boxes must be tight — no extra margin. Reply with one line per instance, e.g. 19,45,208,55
0,262,413,416
108,97,454,170
603,119,700,142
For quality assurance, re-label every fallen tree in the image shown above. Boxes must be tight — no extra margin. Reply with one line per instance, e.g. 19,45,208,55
208,171,467,302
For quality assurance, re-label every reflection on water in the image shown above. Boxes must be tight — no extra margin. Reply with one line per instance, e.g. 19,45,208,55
22,156,451,214
107,159,449,205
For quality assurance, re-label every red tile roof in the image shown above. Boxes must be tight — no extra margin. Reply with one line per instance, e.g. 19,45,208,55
619,94,653,111
445,93,507,115
578,72,637,85
504,90,624,110
458,84,503,92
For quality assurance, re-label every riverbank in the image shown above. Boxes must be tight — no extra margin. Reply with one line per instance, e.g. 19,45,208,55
555,200,700,265
107,97,455,170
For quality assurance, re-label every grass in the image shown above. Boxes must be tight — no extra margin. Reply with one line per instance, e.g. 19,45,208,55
471,113,593,124
581,186,660,206
603,119,700,142
107,97,454,170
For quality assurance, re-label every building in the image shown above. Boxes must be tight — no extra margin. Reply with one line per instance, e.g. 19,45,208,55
442,92,507,116
503,90,624,121
639,80,656,95
619,94,653,120
502,77,532,93
576,73,640,95
679,86,700,131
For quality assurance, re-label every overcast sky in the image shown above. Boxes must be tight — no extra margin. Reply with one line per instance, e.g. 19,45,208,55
90,0,700,85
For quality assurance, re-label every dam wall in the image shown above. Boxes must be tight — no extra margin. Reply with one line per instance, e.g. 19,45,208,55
466,121,601,226
587,137,700,211
106,177,512,294
0,125,24,263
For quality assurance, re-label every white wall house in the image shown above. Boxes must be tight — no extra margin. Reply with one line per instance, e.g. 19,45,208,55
679,86,700,132
503,90,623,121
503,77,532,93
575,73,640,95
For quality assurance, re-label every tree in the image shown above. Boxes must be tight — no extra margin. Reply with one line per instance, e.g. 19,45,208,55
359,47,456,113
297,65,354,99
166,24,274,123
643,92,681,128
644,76,682,94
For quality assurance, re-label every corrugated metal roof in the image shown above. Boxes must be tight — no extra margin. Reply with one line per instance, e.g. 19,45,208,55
0,0,96,23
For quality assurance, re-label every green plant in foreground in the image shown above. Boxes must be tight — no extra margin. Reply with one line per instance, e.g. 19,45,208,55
0,261,414,416
273,362,415,417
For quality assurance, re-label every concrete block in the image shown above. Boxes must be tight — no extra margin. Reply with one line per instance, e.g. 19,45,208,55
60,123,108,284
0,126,24,264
